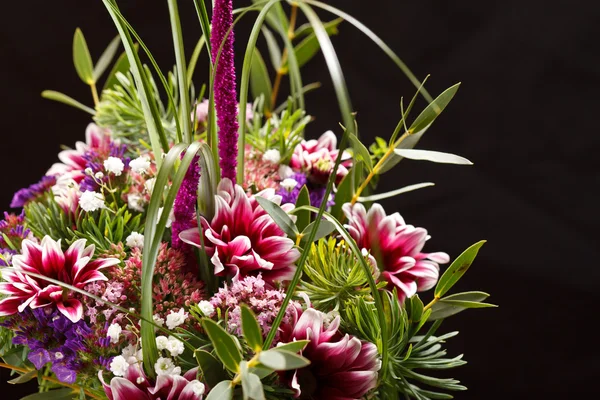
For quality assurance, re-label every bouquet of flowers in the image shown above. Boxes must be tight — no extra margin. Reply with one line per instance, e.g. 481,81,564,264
0,1,494,399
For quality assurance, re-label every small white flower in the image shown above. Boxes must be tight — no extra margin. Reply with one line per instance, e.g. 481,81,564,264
79,191,105,212
278,165,293,179
197,300,215,317
129,156,151,174
157,207,173,228
166,336,185,357
107,323,122,344
104,157,125,176
54,352,64,360
154,357,181,376
95,172,104,180
85,167,94,176
281,178,298,192
121,344,137,359
156,335,169,351
189,380,206,396
153,314,165,327
127,194,145,212
262,149,281,164
165,308,188,330
144,178,156,194
110,355,130,377
125,232,144,249
136,377,145,385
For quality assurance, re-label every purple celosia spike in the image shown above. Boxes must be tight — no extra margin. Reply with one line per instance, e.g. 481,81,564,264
172,156,201,268
211,0,239,181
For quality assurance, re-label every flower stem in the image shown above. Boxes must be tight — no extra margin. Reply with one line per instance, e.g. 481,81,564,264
422,296,440,312
0,362,102,399
90,83,100,107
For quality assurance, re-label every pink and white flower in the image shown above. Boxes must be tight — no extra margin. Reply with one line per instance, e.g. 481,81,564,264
290,131,352,184
180,179,300,283
343,203,450,302
100,365,205,400
284,308,380,400
0,236,119,322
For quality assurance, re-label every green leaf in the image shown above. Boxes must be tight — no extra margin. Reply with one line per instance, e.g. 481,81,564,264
195,349,229,388
205,380,233,400
187,36,206,88
93,35,120,80
287,17,343,70
41,91,95,115
409,83,460,135
329,161,359,220
394,149,473,165
358,182,434,202
241,305,263,351
20,389,74,400
7,370,36,384
240,361,266,400
429,297,496,321
300,220,335,244
258,349,310,371
261,26,282,70
103,48,133,90
435,240,487,298
273,340,309,353
255,196,299,238
73,28,95,85
251,0,289,33
250,48,273,111
294,186,311,233
347,130,373,171
202,319,242,373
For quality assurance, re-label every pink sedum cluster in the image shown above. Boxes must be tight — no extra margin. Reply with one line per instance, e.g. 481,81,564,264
343,203,450,302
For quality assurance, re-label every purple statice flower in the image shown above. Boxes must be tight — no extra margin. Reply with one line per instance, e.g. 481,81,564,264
211,0,239,181
0,211,31,267
209,274,301,344
277,172,334,209
10,175,56,208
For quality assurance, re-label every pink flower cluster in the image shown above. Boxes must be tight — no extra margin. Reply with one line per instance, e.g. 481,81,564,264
290,131,352,184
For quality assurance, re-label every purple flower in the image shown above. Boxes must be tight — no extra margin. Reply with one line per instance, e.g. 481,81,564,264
10,176,56,208
211,0,239,181
0,211,31,266
276,172,333,209
172,156,200,252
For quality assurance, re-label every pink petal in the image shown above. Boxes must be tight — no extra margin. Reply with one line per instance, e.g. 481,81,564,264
41,236,65,276
56,298,83,323
107,377,149,400
179,228,203,248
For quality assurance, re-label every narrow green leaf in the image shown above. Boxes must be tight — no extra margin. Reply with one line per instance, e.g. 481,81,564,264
7,370,36,385
409,83,460,135
197,143,217,220
93,35,120,80
41,91,95,115
440,299,497,308
20,388,74,400
273,340,309,353
255,196,299,238
261,26,282,70
442,291,490,302
258,349,310,371
394,149,473,165
435,240,487,298
73,28,95,85
294,17,343,40
103,48,133,90
251,0,289,33
241,304,263,351
250,48,273,111
430,296,496,321
294,186,311,233
192,0,212,60
202,319,242,373
286,17,342,70
358,182,434,202
273,82,322,114
187,36,206,88
347,130,373,171
206,380,233,400
300,220,335,243
329,162,357,220
195,349,229,388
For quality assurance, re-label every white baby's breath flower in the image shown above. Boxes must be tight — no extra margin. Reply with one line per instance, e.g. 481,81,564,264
129,156,151,174
107,323,122,344
197,300,215,317
166,336,185,357
155,336,169,351
165,308,188,330
262,149,281,164
278,165,293,179
104,157,125,176
125,232,144,249
127,194,145,212
144,178,156,194
110,355,130,377
154,357,181,376
153,314,165,327
79,191,105,212
189,380,206,396
281,178,298,192
95,172,104,180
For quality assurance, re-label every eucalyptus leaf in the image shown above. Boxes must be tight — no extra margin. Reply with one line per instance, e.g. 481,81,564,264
273,340,310,353
250,48,273,111
294,186,311,233
394,149,473,165
435,241,486,298
347,130,373,171
430,297,496,321
195,350,228,389
93,35,120,80
7,370,36,385
240,361,266,400
258,349,310,371
73,28,95,85
20,388,74,400
41,91,95,115
300,220,336,244
255,196,299,238
241,304,263,351
205,380,233,400
261,26,282,70
358,182,434,202
202,319,243,373
409,83,460,135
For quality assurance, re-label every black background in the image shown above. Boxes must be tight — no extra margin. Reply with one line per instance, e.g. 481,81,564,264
1,0,598,398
